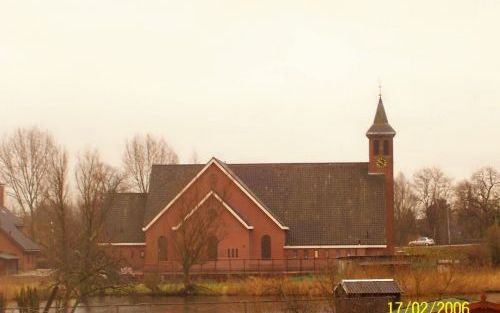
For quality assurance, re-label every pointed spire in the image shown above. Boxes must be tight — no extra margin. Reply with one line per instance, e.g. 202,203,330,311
366,95,396,137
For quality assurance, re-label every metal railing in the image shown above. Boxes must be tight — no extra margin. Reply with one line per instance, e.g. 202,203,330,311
144,257,340,274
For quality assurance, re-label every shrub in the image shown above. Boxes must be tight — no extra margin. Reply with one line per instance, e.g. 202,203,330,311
142,273,162,294
15,286,40,313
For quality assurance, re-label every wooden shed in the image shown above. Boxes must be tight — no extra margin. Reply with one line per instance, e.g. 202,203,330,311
334,279,401,313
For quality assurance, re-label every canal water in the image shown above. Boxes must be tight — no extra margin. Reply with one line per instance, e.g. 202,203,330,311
5,293,499,312
75,295,330,313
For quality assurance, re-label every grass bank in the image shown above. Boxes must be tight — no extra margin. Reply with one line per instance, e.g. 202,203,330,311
126,266,500,298
2,267,499,301
0,275,46,301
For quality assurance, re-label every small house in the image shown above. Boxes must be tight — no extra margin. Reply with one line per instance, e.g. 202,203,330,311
0,184,40,275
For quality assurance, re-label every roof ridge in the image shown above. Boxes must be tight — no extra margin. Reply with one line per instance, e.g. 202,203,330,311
152,162,369,167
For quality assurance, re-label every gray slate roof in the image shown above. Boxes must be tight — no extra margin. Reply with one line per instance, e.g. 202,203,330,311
338,279,401,295
0,207,40,251
366,97,396,136
105,193,147,243
142,162,386,246
144,164,204,226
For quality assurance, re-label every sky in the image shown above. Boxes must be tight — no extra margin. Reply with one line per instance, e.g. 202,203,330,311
1,0,499,181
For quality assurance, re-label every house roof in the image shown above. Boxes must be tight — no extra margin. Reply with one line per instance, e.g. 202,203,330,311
143,161,386,246
338,279,401,295
0,207,40,251
366,97,396,136
104,193,147,243
144,164,204,227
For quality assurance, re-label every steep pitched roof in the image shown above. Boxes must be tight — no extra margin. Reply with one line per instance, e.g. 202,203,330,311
143,158,288,231
0,207,40,251
145,161,387,246
144,164,204,226
104,193,147,243
366,97,396,136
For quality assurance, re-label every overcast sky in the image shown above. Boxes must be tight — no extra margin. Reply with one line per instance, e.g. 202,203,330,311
1,0,499,181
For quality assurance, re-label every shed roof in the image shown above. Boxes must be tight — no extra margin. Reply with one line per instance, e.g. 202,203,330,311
338,279,401,295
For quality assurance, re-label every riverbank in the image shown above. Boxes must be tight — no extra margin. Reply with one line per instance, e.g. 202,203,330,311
2,267,499,301
124,267,500,298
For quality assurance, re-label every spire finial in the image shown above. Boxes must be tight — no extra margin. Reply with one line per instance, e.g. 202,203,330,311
378,79,382,99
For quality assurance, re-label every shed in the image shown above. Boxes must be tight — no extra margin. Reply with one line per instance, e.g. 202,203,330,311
334,279,402,313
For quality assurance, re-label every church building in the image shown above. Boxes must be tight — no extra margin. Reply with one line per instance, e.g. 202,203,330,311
104,96,396,272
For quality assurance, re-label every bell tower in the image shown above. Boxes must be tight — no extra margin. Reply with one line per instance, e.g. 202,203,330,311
366,93,396,254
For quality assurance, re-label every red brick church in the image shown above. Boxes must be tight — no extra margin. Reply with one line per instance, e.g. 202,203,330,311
104,96,396,272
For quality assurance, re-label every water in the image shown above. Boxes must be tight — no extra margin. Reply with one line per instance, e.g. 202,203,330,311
76,295,329,313
6,295,330,313
5,293,499,313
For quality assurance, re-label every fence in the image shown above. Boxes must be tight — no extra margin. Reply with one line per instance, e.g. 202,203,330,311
144,257,340,275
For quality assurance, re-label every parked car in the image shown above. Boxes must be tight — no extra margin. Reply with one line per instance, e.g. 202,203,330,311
408,237,435,246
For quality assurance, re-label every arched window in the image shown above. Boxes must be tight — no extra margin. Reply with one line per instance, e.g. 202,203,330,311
208,236,218,261
374,140,380,155
383,140,389,155
261,235,271,259
158,236,167,262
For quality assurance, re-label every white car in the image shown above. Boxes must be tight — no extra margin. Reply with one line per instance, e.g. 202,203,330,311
408,237,435,246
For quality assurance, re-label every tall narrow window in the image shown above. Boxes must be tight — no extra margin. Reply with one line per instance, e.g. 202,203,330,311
208,236,218,261
261,235,271,259
383,140,389,155
158,236,167,262
374,140,380,155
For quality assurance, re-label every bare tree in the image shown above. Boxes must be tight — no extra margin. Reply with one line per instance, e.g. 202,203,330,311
40,145,75,312
37,149,125,312
24,144,121,312
455,167,500,239
170,178,230,292
413,167,453,244
123,134,178,193
0,127,54,239
394,172,418,245
60,149,125,311
41,145,72,257
171,194,225,291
